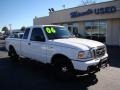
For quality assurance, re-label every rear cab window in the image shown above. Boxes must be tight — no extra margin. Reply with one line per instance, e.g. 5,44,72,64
23,28,30,39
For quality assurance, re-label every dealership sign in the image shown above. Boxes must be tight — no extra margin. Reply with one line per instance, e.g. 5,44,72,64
70,6,117,18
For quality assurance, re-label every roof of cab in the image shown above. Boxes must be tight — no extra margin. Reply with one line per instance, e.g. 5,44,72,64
28,25,64,28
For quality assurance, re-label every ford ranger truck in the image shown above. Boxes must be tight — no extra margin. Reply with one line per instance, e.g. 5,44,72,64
5,25,108,78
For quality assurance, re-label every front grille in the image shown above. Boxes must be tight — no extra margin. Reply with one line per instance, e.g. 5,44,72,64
96,46,105,57
93,46,106,58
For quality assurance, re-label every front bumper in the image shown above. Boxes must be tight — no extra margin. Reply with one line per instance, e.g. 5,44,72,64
71,54,108,75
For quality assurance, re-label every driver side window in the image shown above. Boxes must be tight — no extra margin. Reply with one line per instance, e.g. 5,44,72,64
30,28,45,41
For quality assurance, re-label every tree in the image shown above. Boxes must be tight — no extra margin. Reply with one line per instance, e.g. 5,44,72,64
81,0,96,5
2,26,10,35
21,26,26,32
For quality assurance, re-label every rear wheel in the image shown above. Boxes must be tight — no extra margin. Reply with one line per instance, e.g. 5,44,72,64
9,47,19,61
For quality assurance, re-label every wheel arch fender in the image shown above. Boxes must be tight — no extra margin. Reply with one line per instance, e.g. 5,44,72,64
9,45,15,51
8,45,15,56
51,54,73,66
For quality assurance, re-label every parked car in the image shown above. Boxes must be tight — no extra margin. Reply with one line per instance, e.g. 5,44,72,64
0,35,3,40
9,32,24,39
0,34,8,40
5,25,108,79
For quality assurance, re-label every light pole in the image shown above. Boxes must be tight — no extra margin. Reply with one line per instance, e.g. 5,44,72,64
9,24,12,34
9,24,12,31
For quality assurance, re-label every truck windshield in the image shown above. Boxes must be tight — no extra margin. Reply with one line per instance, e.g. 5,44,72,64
44,26,72,40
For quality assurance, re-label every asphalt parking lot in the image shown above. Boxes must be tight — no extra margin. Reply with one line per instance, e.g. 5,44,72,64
0,40,120,90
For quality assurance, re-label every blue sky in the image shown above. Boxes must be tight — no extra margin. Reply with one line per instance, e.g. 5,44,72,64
0,0,111,31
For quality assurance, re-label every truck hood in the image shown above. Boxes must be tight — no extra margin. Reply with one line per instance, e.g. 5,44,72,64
48,38,104,50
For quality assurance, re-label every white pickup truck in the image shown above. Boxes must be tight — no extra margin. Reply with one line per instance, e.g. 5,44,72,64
5,25,108,78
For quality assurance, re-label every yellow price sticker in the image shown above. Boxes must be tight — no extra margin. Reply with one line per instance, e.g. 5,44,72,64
46,28,52,33
45,27,56,34
51,27,56,33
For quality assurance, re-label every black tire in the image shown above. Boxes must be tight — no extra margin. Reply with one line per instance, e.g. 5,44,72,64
53,58,75,80
9,47,19,61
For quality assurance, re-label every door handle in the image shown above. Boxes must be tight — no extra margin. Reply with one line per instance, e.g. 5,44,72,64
28,42,31,45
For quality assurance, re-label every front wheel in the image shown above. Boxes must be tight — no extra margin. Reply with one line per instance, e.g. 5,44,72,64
53,59,75,80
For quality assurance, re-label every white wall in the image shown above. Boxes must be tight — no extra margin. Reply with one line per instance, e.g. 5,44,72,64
106,19,120,46
34,1,120,25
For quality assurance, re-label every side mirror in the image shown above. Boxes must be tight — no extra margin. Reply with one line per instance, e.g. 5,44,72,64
35,36,45,42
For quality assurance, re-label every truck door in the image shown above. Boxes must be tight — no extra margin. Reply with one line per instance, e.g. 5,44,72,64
27,27,47,63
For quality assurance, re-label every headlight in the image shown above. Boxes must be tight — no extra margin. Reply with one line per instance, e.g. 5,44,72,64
78,50,92,59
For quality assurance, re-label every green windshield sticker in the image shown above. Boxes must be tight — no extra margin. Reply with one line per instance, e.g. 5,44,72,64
51,27,56,33
45,27,56,34
46,28,52,33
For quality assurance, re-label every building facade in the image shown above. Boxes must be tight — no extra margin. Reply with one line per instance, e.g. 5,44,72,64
33,0,120,46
